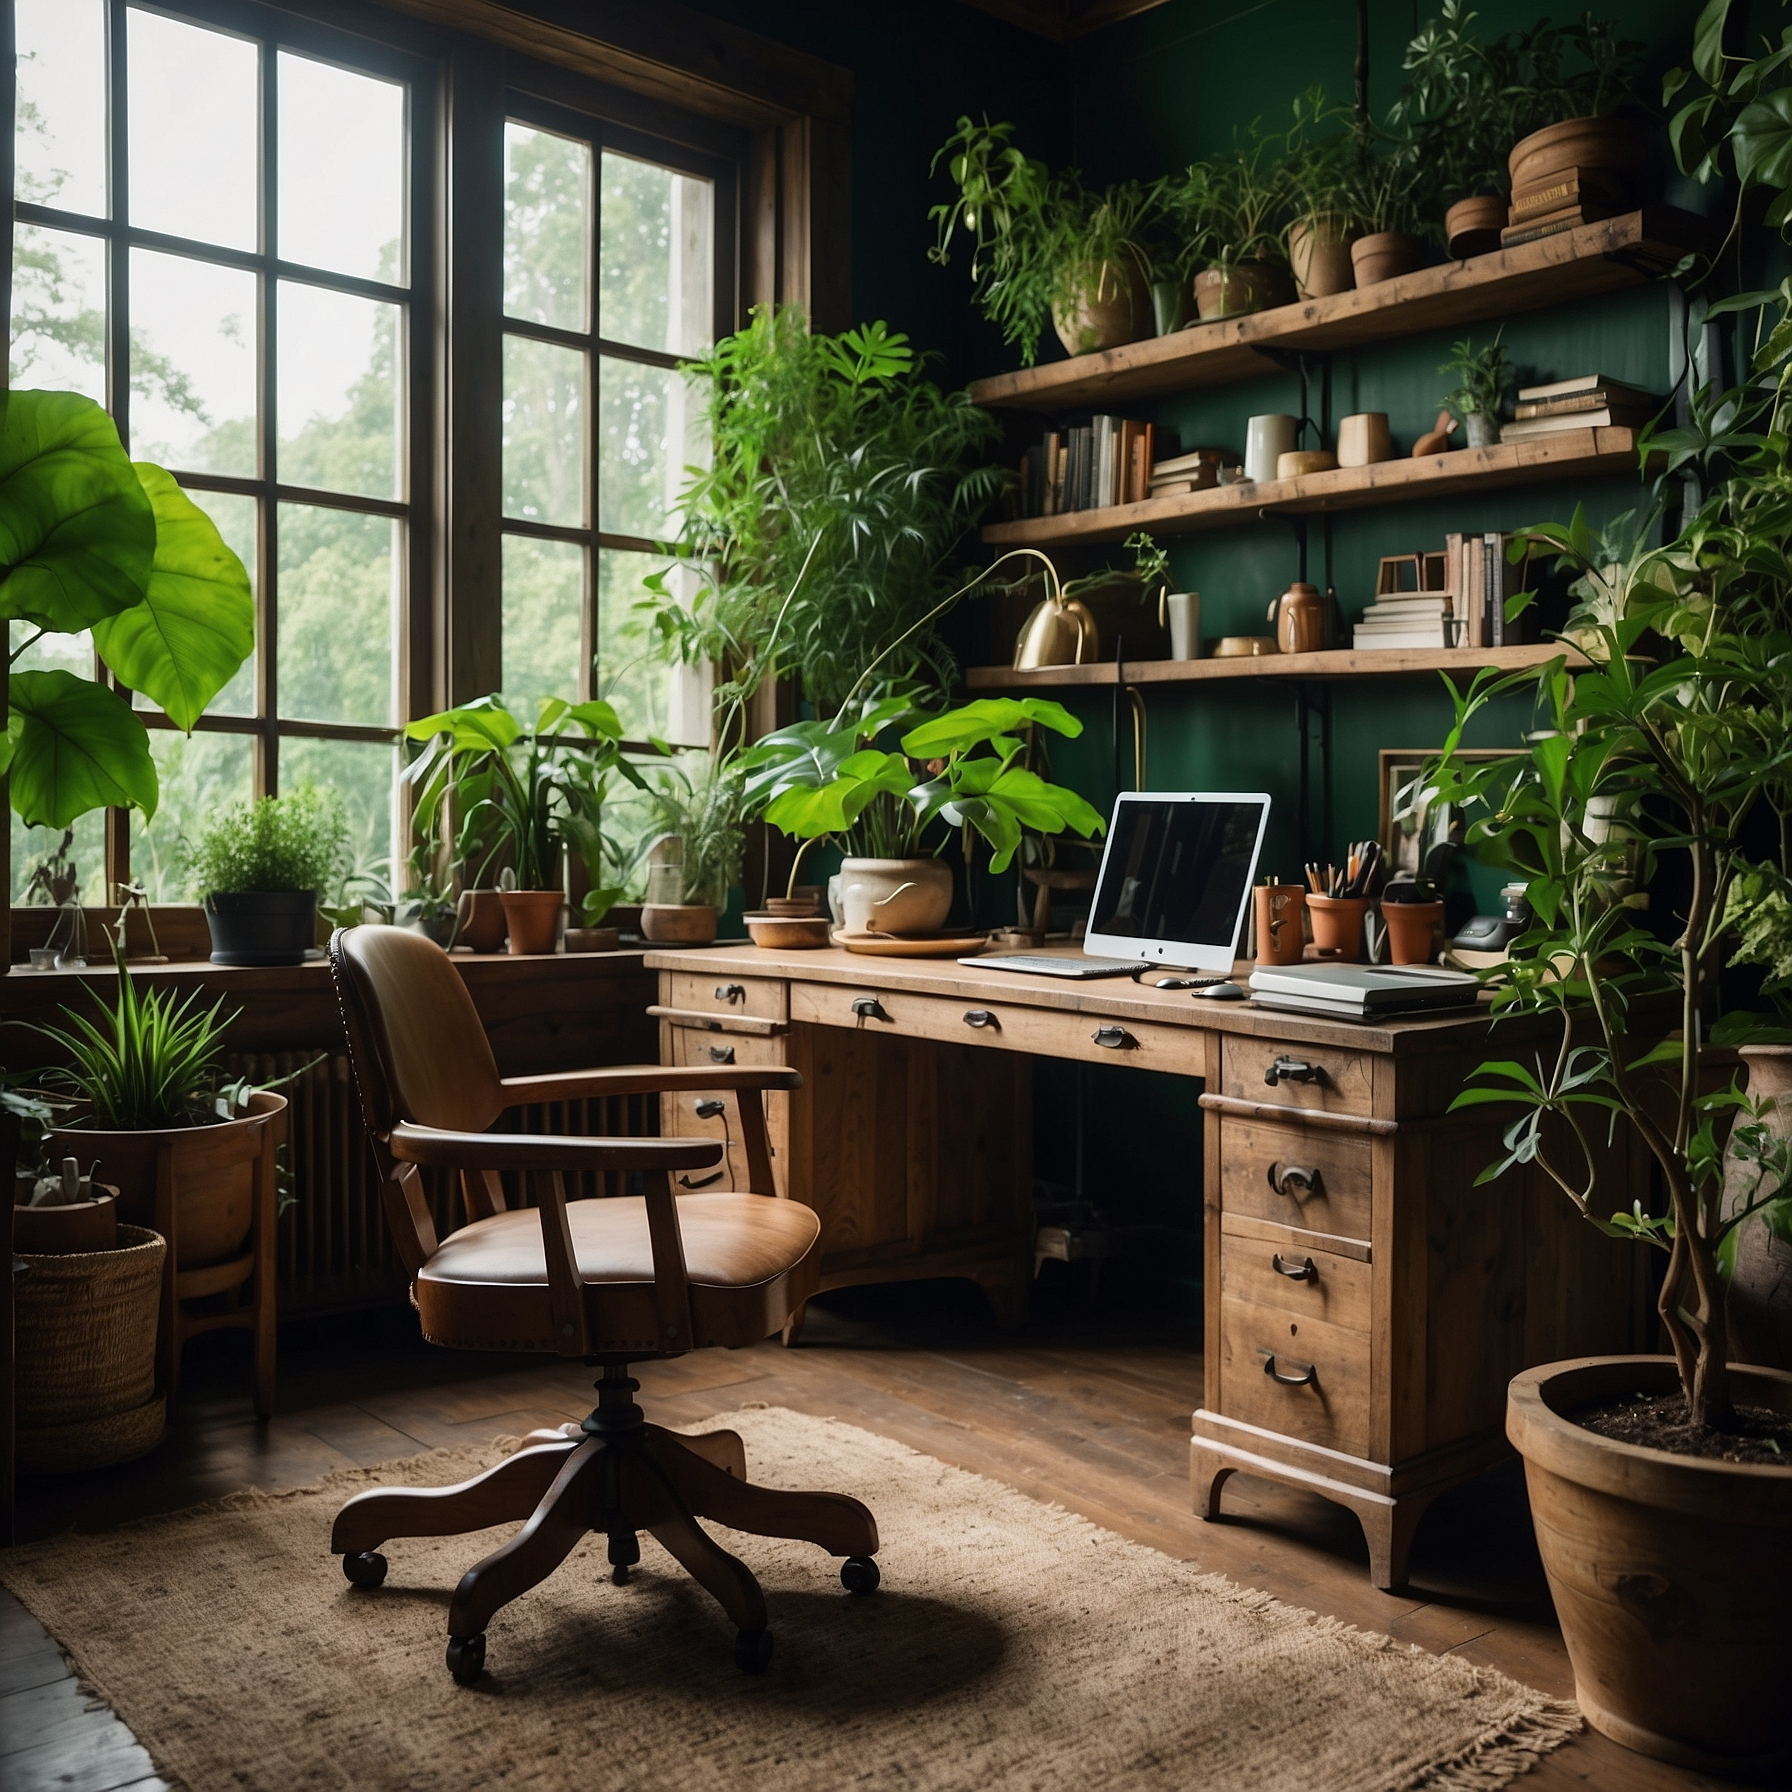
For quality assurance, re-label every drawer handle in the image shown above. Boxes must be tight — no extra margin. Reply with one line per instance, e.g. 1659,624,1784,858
715,983,747,1004
963,1009,999,1030
678,1169,725,1190
1263,1352,1318,1388
1264,1055,1318,1086
1272,1252,1317,1281
706,1044,737,1064
1267,1161,1321,1199
694,1098,727,1120
1091,1025,1135,1050
851,996,889,1022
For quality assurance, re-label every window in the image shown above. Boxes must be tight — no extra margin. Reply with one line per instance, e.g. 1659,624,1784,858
9,0,430,899
499,102,733,750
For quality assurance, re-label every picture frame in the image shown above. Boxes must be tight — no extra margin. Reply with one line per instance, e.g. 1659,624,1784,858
1377,747,1524,884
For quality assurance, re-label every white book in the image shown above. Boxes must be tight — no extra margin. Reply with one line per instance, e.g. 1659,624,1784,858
1352,627,1453,649
1516,373,1605,401
1248,963,1478,1014
1500,416,1609,442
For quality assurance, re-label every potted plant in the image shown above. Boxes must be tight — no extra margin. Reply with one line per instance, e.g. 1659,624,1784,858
189,786,349,966
1422,283,1792,1773
1280,86,1359,299
929,118,1154,364
1164,127,1294,322
397,844,459,949
637,755,744,946
1338,124,1431,285
1504,14,1645,203
403,694,639,956
1378,878,1445,965
1437,330,1511,449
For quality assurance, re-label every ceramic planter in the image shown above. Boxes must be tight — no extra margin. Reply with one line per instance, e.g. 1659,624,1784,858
1381,899,1444,965
1051,258,1151,356
838,858,953,935
1349,231,1424,287
454,888,509,952
1306,894,1369,961
1287,214,1357,298
641,903,719,944
203,890,317,966
1193,260,1295,322
12,1188,118,1254
1724,1046,1792,1369
1462,411,1500,449
1508,1356,1792,1776
497,889,563,955
1508,116,1644,198
1150,278,1191,335
563,925,621,954
1445,194,1507,258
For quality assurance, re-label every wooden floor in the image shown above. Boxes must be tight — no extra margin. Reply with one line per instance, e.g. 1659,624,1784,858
2,1279,1726,1792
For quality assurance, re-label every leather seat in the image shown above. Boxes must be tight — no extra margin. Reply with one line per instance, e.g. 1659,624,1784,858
417,1193,820,1353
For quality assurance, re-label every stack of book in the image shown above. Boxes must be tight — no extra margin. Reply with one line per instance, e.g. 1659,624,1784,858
1148,446,1235,499
1018,416,1157,518
1349,531,1529,651
1350,589,1457,651
1499,166,1630,249
1498,374,1661,444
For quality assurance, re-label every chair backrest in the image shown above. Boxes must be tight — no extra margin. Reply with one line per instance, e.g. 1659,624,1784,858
329,925,507,1137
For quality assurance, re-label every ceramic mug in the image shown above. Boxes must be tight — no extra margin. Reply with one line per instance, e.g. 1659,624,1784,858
1244,413,1299,484
1165,592,1200,660
1337,412,1392,467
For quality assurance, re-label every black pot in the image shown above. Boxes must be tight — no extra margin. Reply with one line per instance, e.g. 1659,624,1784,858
204,890,318,965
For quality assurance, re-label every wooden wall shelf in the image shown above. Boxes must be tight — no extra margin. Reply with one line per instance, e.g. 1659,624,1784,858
967,208,1703,414
964,641,1579,691
981,427,1640,547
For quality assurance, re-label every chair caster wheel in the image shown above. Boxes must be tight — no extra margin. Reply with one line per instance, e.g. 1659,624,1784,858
612,1564,629,1586
342,1551,387,1589
446,1633,486,1684
734,1627,773,1674
841,1555,880,1595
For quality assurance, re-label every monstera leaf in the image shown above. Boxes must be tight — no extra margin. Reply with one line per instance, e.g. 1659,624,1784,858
90,465,255,730
0,390,155,632
1,668,159,828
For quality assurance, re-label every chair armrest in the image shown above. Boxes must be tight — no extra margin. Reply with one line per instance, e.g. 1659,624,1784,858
499,1065,803,1103
388,1123,722,1175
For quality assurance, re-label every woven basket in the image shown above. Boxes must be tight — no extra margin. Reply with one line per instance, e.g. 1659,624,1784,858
16,1224,167,1472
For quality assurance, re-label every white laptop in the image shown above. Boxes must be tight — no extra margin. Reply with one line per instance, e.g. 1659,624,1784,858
969,791,1272,979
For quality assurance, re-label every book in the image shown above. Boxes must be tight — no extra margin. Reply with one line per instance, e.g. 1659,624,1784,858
1359,597,1453,616
1507,166,1629,222
1514,384,1659,419
1151,446,1233,478
1504,197,1622,236
1352,624,1455,649
1498,414,1629,441
1499,214,1592,249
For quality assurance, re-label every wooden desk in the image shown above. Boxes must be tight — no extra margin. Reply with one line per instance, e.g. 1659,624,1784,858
647,941,1649,1588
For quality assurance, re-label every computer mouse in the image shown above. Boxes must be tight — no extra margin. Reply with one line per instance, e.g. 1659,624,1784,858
1197,981,1247,1000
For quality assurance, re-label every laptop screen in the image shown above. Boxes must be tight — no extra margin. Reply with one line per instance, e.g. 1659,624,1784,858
1083,792,1270,971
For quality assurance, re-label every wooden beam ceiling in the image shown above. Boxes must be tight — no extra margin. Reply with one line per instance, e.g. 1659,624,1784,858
953,0,1175,41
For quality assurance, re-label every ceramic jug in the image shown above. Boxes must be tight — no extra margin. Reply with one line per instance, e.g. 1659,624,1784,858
1269,581,1324,655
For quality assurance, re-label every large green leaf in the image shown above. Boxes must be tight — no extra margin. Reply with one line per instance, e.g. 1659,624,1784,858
0,390,155,633
4,667,158,827
89,465,253,730
1734,89,1792,196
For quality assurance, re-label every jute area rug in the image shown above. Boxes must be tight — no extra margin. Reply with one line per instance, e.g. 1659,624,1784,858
0,1406,1578,1792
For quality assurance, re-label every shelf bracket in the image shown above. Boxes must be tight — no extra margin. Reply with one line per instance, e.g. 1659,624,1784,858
1259,508,1309,585
1249,347,1332,447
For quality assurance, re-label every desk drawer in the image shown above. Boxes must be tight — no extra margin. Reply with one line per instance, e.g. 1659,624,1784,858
665,1026,787,1070
664,971,788,1023
662,1084,789,1197
1220,1118,1372,1244
1222,1034,1373,1116
1219,1219,1372,1333
786,982,1202,1074
1219,1290,1371,1459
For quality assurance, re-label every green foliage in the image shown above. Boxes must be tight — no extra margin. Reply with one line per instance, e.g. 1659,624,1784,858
641,755,744,907
1334,122,1431,240
1157,120,1293,273
646,307,1003,720
1277,86,1359,228
188,786,350,896
0,388,252,835
1437,330,1511,420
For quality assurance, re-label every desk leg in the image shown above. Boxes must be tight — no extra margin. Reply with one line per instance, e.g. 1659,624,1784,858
975,1265,1030,1331
780,1302,808,1348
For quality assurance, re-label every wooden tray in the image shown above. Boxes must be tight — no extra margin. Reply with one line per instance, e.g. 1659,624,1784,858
832,930,993,958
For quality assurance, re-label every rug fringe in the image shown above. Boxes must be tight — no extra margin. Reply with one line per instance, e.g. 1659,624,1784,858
1404,1700,1584,1791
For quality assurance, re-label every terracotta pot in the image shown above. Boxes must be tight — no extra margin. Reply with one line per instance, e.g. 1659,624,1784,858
1508,115,1644,199
1508,1356,1792,1777
455,888,509,953
1724,1047,1792,1369
1350,231,1425,286
12,1189,118,1254
640,903,718,945
1287,214,1357,298
1445,194,1507,258
1193,260,1295,321
1381,899,1444,965
837,858,953,935
1051,257,1151,356
1306,894,1369,961
51,1091,286,1272
498,889,563,955
562,925,620,954
1253,886,1306,967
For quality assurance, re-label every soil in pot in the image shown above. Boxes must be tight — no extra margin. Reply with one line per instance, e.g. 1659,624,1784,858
204,890,317,965
1350,232,1424,286
1574,1390,1792,1464
498,889,563,955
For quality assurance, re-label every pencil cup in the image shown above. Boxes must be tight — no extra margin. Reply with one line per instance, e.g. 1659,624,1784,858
1165,592,1200,660
1307,894,1370,962
1253,885,1307,967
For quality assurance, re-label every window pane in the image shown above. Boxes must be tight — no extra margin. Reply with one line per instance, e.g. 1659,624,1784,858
598,356,706,540
600,152,713,358
502,533,584,713
279,54,406,283
10,224,106,402
128,730,255,900
281,735,396,886
15,0,108,217
128,10,258,252
503,335,584,526
277,283,402,500
130,248,257,475
276,503,397,726
504,122,590,332
597,549,710,746
132,489,258,717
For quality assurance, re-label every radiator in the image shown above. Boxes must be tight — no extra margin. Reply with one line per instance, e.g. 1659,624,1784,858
227,1052,658,1317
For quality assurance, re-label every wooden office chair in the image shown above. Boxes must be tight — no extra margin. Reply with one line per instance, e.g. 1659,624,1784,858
326,925,879,1682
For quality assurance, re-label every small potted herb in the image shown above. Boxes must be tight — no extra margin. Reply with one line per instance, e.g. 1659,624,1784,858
190,786,349,967
638,757,745,946
1338,124,1431,285
1280,86,1359,299
397,845,459,949
1163,127,1295,322
1437,330,1511,448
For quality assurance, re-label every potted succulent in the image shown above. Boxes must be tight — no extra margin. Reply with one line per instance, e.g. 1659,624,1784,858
190,786,350,966
637,756,744,946
1437,330,1512,449
1422,282,1792,1773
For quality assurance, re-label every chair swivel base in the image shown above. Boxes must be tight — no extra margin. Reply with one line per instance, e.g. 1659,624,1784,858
330,1364,880,1681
